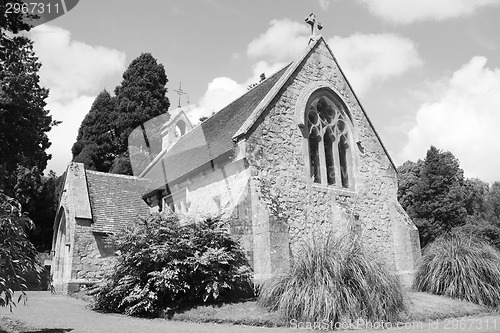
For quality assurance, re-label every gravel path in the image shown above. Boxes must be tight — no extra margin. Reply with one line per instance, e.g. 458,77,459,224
1,291,500,333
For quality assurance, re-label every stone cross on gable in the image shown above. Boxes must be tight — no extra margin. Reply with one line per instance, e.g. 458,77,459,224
305,13,323,39
174,82,187,108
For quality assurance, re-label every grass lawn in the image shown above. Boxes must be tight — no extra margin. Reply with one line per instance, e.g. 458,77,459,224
170,291,494,327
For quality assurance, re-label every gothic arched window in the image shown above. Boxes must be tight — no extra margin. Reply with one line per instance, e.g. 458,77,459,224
306,90,353,189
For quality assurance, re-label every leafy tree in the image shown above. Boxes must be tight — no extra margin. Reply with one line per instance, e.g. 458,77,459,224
90,213,253,317
398,146,467,247
397,159,424,215
0,191,41,310
464,178,492,222
26,171,59,252
489,182,500,225
72,53,170,175
0,0,57,197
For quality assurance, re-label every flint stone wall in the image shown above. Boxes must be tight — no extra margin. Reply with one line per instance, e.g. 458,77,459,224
244,40,420,285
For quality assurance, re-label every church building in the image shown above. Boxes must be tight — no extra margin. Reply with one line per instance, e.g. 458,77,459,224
51,14,421,292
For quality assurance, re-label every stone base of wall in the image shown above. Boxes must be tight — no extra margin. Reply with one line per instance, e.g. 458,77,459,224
396,270,417,288
66,279,100,295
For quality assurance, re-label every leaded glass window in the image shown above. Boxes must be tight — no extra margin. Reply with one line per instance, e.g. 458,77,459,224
306,91,352,189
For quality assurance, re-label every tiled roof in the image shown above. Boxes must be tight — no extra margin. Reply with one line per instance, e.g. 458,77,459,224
86,170,151,234
142,64,291,194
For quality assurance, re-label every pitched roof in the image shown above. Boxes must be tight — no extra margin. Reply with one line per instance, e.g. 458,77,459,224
85,170,151,233
141,35,398,195
141,64,290,194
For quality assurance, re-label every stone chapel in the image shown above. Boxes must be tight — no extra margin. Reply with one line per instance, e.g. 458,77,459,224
51,14,421,292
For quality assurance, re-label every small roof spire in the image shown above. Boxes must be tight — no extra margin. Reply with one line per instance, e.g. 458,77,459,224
305,13,323,40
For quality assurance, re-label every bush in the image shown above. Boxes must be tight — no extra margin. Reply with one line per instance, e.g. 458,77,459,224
258,233,406,324
454,221,500,251
90,213,253,317
413,230,500,307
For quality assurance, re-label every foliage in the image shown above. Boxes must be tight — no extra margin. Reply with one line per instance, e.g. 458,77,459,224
72,90,117,172
25,171,59,252
454,220,500,251
0,0,58,253
0,191,41,310
489,182,500,225
398,146,468,247
258,233,406,324
0,2,57,197
90,213,253,317
72,53,170,175
413,230,500,307
464,178,493,221
397,159,424,212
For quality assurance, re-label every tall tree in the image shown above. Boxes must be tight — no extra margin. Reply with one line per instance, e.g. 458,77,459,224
111,53,170,174
72,53,170,175
397,159,424,216
0,0,57,198
72,90,117,172
398,146,467,247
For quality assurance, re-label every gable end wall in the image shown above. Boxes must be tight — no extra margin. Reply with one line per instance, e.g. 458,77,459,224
244,40,420,285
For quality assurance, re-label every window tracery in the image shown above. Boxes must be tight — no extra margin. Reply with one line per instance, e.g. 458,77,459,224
306,91,353,189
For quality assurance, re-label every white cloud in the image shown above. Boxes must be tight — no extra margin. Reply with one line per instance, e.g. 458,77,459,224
29,25,126,102
187,60,289,125
247,19,309,62
191,21,422,125
328,33,423,95
187,77,247,124
400,56,500,183
318,0,331,10
28,25,126,175
45,95,95,174
356,0,500,24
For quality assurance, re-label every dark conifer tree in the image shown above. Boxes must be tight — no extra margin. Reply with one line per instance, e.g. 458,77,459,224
72,53,170,175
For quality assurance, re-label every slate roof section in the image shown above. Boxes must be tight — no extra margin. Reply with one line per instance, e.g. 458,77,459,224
141,64,291,195
85,170,151,234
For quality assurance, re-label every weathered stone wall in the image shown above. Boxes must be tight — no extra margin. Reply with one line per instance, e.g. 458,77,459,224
51,163,92,293
244,39,420,285
71,218,115,283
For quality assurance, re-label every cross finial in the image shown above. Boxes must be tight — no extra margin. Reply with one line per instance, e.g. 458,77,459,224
173,82,187,108
305,13,323,39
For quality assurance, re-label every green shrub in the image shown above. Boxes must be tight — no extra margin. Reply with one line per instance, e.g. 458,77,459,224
414,230,500,307
90,213,253,316
258,233,406,324
454,222,500,251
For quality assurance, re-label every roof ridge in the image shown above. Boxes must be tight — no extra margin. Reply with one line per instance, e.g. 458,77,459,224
86,169,149,181
139,65,292,178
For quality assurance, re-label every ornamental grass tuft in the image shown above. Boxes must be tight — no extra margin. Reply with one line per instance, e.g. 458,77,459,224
258,233,406,324
414,230,500,307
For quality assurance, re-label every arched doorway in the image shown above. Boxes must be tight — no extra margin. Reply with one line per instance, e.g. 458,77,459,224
51,208,71,292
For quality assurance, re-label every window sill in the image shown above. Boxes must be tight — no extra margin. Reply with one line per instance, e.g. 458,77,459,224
310,183,355,197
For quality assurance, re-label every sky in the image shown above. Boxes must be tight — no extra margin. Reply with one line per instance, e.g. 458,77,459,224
25,0,500,183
